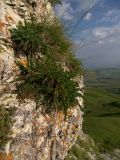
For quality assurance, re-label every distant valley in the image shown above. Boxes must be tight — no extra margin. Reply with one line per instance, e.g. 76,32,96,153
84,68,120,151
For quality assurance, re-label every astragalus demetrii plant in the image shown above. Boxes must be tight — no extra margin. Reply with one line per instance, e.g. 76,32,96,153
10,18,69,57
16,56,81,114
11,19,82,74
10,17,82,115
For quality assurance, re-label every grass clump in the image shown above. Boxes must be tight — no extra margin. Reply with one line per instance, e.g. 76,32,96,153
10,17,82,115
10,19,44,57
10,19,81,74
10,19,69,58
26,0,62,6
48,0,62,6
16,56,80,114
0,106,15,149
10,19,82,76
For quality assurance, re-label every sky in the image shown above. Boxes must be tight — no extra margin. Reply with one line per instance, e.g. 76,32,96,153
54,0,120,69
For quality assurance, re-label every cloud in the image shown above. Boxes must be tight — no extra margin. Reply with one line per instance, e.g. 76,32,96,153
54,1,74,20
93,25,120,40
54,0,120,68
74,22,120,46
99,9,120,23
54,0,99,36
84,12,92,21
99,0,106,8
55,0,98,22
79,0,98,10
93,28,107,38
75,23,120,68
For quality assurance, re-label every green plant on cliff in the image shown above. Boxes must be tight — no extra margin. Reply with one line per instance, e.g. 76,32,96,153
10,19,70,57
26,0,62,6
10,19,44,58
10,17,82,115
49,0,62,5
0,106,15,149
16,56,80,114
10,19,82,76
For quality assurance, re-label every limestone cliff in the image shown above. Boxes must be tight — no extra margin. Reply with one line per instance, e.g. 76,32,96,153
0,0,84,160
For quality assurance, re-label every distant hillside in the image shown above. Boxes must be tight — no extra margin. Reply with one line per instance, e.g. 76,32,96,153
84,68,120,152
85,68,120,94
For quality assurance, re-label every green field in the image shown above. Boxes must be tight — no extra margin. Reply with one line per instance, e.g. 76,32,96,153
83,87,120,151
83,69,120,151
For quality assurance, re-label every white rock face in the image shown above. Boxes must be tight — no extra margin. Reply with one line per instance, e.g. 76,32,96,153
0,0,84,160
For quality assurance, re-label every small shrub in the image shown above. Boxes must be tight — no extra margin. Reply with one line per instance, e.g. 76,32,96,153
16,57,80,114
0,106,15,149
49,0,62,6
10,17,82,115
43,23,71,56
10,19,44,57
10,19,70,58
10,19,82,76
26,0,62,6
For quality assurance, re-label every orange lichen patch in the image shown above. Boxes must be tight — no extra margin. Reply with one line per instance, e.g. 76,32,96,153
0,153,13,160
18,58,28,68
0,21,6,32
67,108,74,115
12,58,28,74
5,15,15,24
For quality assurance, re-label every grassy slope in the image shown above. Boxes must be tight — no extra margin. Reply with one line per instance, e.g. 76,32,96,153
84,116,120,150
83,69,120,151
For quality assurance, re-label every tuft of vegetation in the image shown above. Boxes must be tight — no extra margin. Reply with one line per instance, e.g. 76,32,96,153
0,106,15,149
26,0,62,6
10,16,82,115
16,56,80,114
10,19,81,74
10,19,71,58
10,19,63,56
10,19,44,58
48,0,62,6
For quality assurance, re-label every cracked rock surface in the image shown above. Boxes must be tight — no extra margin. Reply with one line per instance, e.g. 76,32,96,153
0,0,84,160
